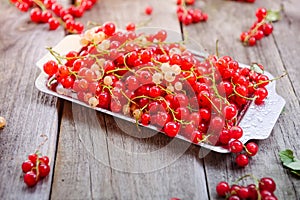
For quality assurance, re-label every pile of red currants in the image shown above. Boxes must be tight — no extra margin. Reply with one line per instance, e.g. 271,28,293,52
10,0,98,33
43,22,271,166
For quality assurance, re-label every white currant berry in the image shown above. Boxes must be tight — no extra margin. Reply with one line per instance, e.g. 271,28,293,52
161,63,172,73
169,48,181,56
98,40,110,50
167,85,174,92
103,76,113,85
93,32,105,44
174,81,183,91
80,38,89,46
132,109,142,120
123,105,130,115
164,71,176,82
84,29,94,41
171,64,181,75
91,63,100,71
0,116,6,129
152,72,163,84
88,97,99,108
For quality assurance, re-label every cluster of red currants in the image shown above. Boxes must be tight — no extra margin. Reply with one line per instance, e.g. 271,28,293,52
22,152,50,187
240,8,278,46
216,176,278,200
43,23,270,154
176,0,208,25
10,0,97,33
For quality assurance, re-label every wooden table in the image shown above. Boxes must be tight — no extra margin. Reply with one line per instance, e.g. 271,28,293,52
1,0,299,199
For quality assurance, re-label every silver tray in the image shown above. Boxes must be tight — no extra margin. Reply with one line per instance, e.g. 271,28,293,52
35,34,285,153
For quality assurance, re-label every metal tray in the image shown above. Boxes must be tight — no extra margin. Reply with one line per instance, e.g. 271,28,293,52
35,34,285,153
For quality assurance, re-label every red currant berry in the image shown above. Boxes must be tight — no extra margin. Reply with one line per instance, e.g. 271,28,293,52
164,121,180,137
103,22,116,36
229,126,243,140
216,181,230,197
145,6,153,15
259,177,276,193
39,156,50,165
48,18,60,30
28,153,38,164
43,60,58,76
22,160,34,173
256,8,267,21
126,22,136,31
229,139,243,153
24,171,38,187
245,142,259,156
235,154,249,167
38,163,51,178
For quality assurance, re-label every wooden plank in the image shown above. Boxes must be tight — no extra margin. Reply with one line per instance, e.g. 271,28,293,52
0,1,65,199
184,0,300,199
51,0,209,199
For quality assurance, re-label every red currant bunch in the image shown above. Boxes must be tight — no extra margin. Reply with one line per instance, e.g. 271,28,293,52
240,8,280,46
22,152,50,187
216,175,278,200
176,1,207,25
10,0,98,33
43,22,274,156
229,141,259,167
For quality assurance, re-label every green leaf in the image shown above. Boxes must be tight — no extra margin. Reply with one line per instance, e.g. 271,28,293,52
266,10,281,22
279,149,295,164
285,161,300,170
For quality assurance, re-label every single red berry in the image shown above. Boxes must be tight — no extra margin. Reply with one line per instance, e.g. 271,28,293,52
235,154,249,167
28,153,38,164
229,126,243,140
145,6,153,15
43,60,59,76
216,181,230,197
38,163,51,178
248,36,256,46
164,121,180,137
126,22,136,31
237,186,250,199
229,139,243,153
228,195,240,200
24,171,38,187
256,8,267,21
103,22,116,36
48,18,60,30
245,142,259,156
39,156,50,165
259,177,276,193
263,23,273,36
30,8,42,23
22,160,34,173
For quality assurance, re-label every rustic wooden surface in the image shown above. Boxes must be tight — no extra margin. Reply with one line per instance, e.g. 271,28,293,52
0,0,299,199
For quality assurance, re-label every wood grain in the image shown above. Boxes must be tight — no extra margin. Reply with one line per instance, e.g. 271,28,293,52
185,0,300,199
0,1,65,200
